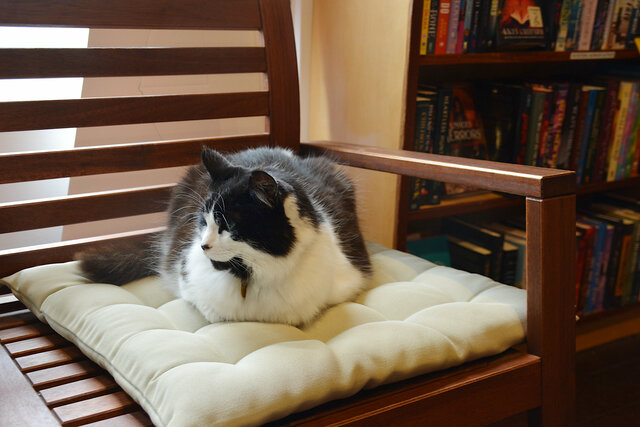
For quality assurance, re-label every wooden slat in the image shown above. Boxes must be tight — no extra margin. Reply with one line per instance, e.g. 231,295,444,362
40,376,118,408
0,0,261,29
0,293,25,314
5,335,69,358
15,347,84,373
0,92,269,132
0,323,53,344
1,185,174,233
0,134,269,184
0,340,60,426
84,411,153,427
0,228,164,278
260,0,301,150
0,309,37,330
0,47,266,79
53,391,139,426
27,361,99,390
303,141,577,198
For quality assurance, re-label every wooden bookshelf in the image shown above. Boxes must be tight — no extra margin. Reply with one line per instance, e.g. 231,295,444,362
576,304,640,352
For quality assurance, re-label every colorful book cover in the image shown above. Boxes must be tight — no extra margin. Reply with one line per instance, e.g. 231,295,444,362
556,83,583,169
607,80,633,181
435,1,452,54
591,0,613,49
576,220,596,313
578,216,608,314
616,81,639,180
555,0,575,51
609,1,636,49
496,0,547,49
524,84,551,166
461,0,476,52
575,87,603,184
456,0,469,53
420,0,432,55
446,0,462,53
427,0,441,54
592,79,620,183
536,85,557,166
547,82,570,168
443,85,489,195
582,88,607,184
577,0,600,50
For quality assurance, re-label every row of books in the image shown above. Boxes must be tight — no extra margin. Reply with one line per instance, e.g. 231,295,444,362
409,72,640,210
406,191,640,315
555,0,640,52
419,0,640,55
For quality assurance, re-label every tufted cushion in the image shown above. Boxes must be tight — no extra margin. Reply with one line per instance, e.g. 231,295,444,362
2,242,526,426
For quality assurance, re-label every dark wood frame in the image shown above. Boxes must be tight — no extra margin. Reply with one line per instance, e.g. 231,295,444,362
0,0,575,425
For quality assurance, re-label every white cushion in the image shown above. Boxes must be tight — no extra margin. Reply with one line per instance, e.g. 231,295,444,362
2,242,525,426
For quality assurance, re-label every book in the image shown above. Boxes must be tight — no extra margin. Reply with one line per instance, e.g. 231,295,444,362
461,0,476,52
487,221,527,287
577,0,600,50
496,0,547,50
456,0,470,53
443,85,489,195
569,85,594,172
429,86,454,203
592,79,621,183
546,82,570,168
500,240,519,286
409,91,438,210
524,84,552,166
513,84,533,164
467,0,484,52
556,82,583,169
581,86,607,184
446,0,462,53
616,81,639,180
443,217,504,281
607,80,634,181
565,0,585,50
592,0,614,49
420,0,433,55
609,1,636,49
427,0,441,54
555,0,575,51
406,234,452,266
601,0,620,49
435,1,452,54
447,235,492,277
576,220,596,313
578,215,611,313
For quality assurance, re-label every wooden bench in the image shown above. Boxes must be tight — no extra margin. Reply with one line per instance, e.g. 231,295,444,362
0,0,576,425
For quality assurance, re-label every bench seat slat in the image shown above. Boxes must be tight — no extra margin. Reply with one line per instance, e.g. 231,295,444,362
0,48,266,79
0,92,269,132
0,0,261,30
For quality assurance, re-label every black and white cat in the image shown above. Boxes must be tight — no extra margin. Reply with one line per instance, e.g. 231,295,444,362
79,147,372,326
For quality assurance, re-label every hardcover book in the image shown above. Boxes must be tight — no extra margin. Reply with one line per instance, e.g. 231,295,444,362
496,0,547,50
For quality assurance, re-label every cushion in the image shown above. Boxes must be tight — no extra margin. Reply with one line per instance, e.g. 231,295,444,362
2,242,526,426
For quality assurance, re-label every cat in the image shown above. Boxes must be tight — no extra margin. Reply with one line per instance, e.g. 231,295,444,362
79,147,372,326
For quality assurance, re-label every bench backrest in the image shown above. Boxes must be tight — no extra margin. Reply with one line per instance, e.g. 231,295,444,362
0,0,300,277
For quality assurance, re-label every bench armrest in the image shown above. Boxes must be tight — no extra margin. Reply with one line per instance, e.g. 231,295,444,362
302,140,575,199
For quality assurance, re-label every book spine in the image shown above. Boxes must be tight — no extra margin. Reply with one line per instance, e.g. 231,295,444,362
576,88,599,184
566,0,585,50
409,99,435,210
592,0,613,49
427,0,441,54
461,0,474,52
556,82,582,169
602,0,620,49
455,0,468,54
596,224,615,311
556,0,575,51
446,0,461,53
435,1,452,54
514,86,533,164
578,0,600,50
607,81,633,181
537,87,556,167
548,83,570,168
583,89,607,184
525,87,549,166
569,87,592,172
592,80,620,183
632,113,640,176
610,1,635,49
616,82,639,179
623,221,640,304
625,5,640,47
420,0,432,55
485,0,500,51
467,0,483,52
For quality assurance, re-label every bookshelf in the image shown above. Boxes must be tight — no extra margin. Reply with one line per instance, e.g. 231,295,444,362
308,1,640,348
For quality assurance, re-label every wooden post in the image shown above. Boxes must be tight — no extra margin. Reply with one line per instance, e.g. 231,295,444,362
526,194,576,426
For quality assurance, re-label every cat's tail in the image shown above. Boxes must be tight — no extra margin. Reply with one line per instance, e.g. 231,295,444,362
75,239,158,286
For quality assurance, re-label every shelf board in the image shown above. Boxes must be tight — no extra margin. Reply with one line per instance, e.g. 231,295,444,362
576,304,640,351
407,191,523,222
418,49,639,67
407,175,640,222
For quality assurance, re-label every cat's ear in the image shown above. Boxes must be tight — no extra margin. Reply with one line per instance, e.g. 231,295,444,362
201,148,237,181
249,170,278,208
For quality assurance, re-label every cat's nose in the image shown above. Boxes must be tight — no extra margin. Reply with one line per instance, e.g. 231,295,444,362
201,244,210,251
